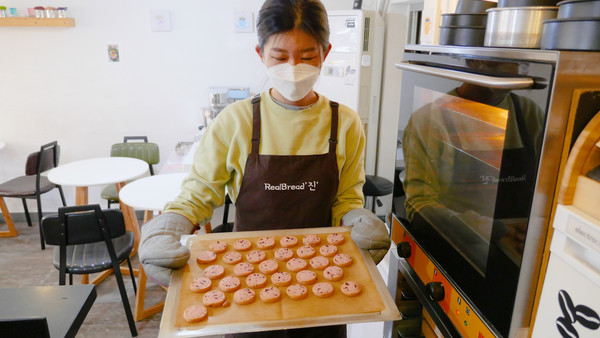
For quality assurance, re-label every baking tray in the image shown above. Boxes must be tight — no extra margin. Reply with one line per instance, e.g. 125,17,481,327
158,226,400,337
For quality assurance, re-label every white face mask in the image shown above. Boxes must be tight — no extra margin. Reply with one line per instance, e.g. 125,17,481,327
266,63,321,102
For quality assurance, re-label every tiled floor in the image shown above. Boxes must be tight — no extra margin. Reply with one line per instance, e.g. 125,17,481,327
0,211,391,338
0,217,162,338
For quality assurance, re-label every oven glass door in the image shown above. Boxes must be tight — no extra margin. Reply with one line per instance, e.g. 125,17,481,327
396,52,554,335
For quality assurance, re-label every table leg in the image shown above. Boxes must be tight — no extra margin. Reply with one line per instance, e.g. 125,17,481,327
74,186,92,284
0,197,18,238
143,210,154,224
134,264,165,321
132,211,165,321
75,186,88,205
116,182,141,256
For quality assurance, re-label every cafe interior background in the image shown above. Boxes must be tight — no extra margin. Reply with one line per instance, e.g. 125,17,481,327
3,0,600,337
0,0,417,336
0,0,424,213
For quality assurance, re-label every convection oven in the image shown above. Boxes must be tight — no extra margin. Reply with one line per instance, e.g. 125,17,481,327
385,45,600,337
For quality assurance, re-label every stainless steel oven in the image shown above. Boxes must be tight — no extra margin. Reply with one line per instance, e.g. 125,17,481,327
386,45,600,337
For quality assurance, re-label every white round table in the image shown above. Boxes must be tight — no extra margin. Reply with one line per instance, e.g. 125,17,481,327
119,173,187,211
48,157,149,189
118,172,188,322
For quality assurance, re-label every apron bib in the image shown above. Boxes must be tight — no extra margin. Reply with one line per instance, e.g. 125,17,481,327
234,94,340,231
230,94,346,338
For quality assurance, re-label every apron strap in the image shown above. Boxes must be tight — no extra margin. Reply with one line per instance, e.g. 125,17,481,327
329,101,339,154
251,94,261,154
250,95,340,155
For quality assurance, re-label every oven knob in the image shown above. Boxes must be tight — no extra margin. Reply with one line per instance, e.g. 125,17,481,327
426,282,445,301
397,242,411,258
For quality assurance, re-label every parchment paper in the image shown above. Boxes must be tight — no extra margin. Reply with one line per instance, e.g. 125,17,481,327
173,227,385,329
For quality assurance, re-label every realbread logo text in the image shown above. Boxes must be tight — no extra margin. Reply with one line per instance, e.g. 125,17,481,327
264,181,319,192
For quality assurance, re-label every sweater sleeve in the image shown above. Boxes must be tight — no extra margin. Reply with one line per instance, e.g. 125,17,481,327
162,104,243,225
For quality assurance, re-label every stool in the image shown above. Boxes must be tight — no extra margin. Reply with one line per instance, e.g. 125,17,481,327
363,175,393,215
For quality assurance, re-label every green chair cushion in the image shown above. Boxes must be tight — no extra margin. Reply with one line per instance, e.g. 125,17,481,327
101,141,160,203
100,180,135,202
101,184,119,201
111,142,160,165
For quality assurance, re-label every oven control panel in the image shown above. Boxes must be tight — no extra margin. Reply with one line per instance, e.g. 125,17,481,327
392,216,497,338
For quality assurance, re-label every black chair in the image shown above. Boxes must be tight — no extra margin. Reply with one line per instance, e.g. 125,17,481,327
0,141,67,249
363,175,394,216
41,205,138,337
211,195,234,233
0,317,50,338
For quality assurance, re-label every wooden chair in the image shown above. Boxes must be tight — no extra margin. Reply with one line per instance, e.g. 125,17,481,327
0,141,66,248
41,205,138,336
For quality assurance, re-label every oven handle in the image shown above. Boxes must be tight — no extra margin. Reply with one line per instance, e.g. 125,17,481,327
395,61,535,89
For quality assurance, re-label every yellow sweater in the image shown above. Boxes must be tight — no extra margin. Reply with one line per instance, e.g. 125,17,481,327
164,91,366,227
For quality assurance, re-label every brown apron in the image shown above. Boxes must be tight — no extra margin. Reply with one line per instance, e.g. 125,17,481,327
231,94,346,338
234,94,340,231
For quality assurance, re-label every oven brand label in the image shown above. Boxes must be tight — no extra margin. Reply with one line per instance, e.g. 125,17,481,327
566,215,600,255
480,175,526,184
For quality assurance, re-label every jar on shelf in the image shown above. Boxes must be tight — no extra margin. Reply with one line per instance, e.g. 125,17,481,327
57,7,68,18
0,6,7,18
34,6,45,18
45,7,57,18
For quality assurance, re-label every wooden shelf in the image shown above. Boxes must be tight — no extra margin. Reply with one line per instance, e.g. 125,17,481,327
0,17,75,27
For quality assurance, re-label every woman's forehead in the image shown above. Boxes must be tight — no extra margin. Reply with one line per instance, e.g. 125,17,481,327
265,29,320,52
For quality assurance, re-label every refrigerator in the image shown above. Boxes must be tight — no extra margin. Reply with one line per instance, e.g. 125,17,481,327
314,9,385,175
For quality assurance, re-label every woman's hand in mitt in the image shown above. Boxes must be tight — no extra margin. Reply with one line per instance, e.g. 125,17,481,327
139,212,195,286
342,208,391,264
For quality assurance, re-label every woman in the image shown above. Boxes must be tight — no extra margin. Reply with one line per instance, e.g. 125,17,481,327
140,1,390,336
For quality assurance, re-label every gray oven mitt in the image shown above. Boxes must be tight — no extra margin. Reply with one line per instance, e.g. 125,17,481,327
139,212,195,286
342,208,391,265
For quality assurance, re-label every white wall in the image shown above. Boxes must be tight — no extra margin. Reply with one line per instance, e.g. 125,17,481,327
0,0,361,213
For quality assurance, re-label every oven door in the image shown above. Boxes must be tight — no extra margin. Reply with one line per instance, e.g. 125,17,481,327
394,49,554,336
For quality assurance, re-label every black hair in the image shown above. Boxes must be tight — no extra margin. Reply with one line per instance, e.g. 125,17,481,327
256,0,330,53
